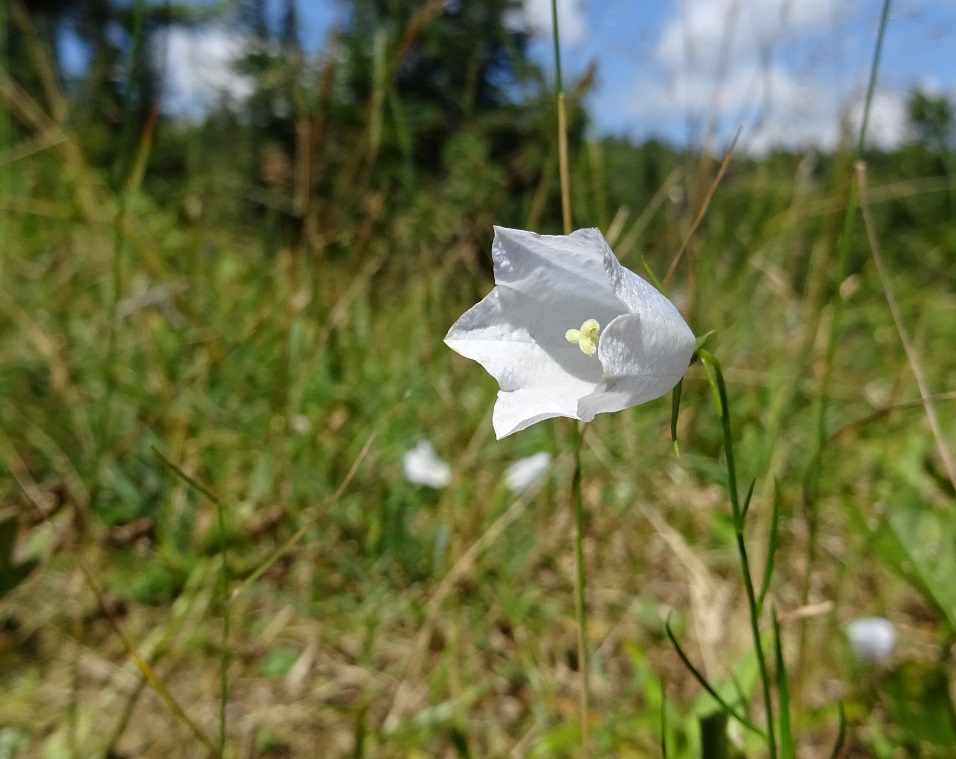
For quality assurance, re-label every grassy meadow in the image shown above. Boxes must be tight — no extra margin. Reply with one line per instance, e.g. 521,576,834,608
1,2,956,757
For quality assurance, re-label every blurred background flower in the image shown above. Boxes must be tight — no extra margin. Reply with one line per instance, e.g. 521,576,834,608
402,440,451,489
845,617,897,664
503,451,552,494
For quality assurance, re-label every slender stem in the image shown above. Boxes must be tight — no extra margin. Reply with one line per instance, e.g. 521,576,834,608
558,95,572,234
571,421,590,757
550,0,563,95
856,0,893,157
551,0,572,234
736,533,776,757
552,3,583,750
700,351,777,759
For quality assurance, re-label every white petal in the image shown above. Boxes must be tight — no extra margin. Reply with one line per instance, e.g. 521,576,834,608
603,245,684,321
492,227,623,318
402,440,451,489
578,310,695,421
492,384,588,437
503,452,552,494
844,617,896,663
445,287,603,438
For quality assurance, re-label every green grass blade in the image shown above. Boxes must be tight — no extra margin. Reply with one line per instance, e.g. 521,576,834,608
772,610,795,759
664,615,765,738
828,703,847,759
671,379,683,456
740,477,756,523
856,0,894,156
756,482,781,617
660,690,668,759
642,256,666,293
700,710,730,759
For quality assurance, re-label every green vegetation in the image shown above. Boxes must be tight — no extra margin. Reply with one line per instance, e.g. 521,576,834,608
1,1,955,756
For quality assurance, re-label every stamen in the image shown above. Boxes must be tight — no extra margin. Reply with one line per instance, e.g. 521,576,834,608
565,318,601,356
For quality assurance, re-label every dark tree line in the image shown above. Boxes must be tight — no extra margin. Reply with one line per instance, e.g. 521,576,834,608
6,0,953,257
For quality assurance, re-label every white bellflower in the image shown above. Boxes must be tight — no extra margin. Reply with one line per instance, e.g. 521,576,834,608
402,440,452,489
445,227,696,438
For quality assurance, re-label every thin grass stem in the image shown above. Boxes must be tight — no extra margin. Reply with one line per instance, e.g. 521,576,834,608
856,2,893,158
571,421,590,756
828,703,847,759
551,3,586,752
663,127,740,287
699,350,777,759
772,610,795,759
558,95,572,233
550,0,571,235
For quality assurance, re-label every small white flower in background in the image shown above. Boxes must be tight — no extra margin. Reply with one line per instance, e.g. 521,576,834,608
844,617,896,663
504,452,552,494
402,440,452,489
445,227,696,438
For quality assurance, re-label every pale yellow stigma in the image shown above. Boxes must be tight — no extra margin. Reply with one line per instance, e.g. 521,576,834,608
565,318,601,356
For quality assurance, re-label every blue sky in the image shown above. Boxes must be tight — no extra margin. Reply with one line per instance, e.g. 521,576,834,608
68,0,956,151
517,0,956,150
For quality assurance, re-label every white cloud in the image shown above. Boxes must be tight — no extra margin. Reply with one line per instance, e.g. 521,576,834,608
511,0,588,47
628,53,908,154
845,89,909,150
737,83,908,153
615,0,910,152
160,28,254,117
657,0,842,68
639,62,807,121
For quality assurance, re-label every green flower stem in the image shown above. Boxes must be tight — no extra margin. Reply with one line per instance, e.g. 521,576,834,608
571,420,590,757
699,350,777,759
553,1,583,748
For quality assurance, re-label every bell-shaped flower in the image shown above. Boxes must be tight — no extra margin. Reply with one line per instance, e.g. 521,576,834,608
445,226,696,438
402,440,452,489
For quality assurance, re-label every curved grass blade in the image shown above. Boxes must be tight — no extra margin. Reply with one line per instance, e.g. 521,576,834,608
828,702,847,759
664,615,765,738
